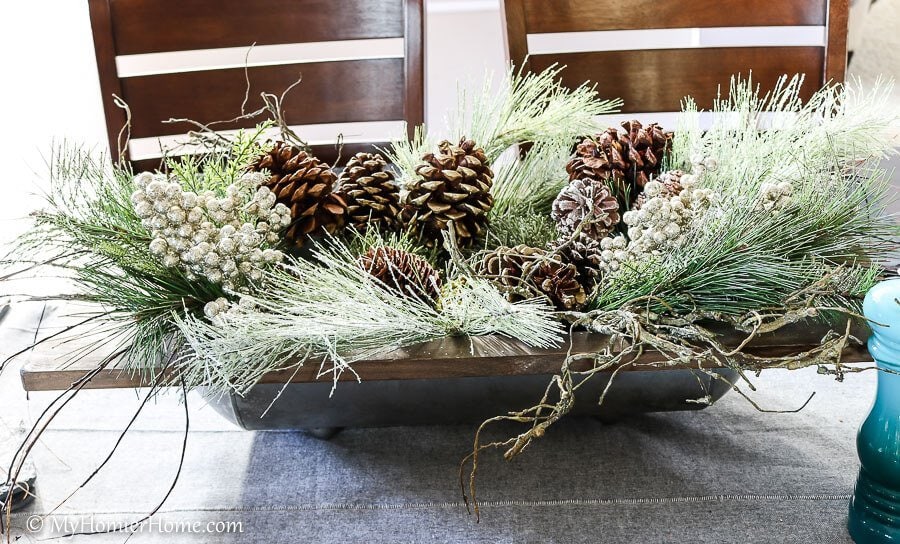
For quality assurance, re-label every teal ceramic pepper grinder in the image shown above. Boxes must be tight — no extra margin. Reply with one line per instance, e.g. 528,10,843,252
849,279,900,542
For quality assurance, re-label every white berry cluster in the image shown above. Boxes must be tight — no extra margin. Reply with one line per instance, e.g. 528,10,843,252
597,235,628,273
620,171,716,257
203,297,231,319
203,295,257,321
594,156,720,274
689,154,718,179
758,181,793,213
131,171,292,291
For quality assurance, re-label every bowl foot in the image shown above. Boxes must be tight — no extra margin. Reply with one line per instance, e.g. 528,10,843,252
304,427,343,440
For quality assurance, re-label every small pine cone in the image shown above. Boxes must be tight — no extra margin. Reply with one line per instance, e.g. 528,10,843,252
619,120,673,191
633,170,684,210
359,246,441,302
530,257,587,310
335,153,400,232
551,178,620,239
249,142,347,246
566,130,629,196
477,244,541,294
400,138,494,247
550,233,603,288
476,244,586,310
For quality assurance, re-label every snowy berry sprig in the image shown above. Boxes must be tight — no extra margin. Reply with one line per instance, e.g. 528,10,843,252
598,156,719,273
758,181,793,213
131,171,291,291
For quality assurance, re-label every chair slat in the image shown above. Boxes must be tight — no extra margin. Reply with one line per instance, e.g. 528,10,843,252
130,142,393,172
825,0,850,82
531,47,824,113
403,0,426,134
520,0,826,33
121,59,405,139
109,0,405,55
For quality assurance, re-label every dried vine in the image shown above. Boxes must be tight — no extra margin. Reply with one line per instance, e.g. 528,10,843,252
459,295,873,521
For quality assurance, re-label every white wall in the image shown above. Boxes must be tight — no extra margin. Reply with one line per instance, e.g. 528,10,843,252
425,1,507,133
0,2,107,246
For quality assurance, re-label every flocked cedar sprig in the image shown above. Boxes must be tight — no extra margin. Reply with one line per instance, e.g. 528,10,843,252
484,211,557,251
164,122,273,194
450,125,570,251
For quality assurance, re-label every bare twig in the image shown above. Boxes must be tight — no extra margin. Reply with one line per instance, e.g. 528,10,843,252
112,94,132,166
461,293,873,519
62,377,190,539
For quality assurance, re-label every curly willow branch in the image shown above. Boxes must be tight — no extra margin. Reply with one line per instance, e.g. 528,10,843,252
459,302,871,521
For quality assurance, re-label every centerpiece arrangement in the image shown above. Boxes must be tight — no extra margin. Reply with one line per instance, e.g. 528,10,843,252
2,65,898,523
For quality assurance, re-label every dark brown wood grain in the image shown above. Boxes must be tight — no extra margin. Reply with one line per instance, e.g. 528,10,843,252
88,0,128,163
304,142,396,168
530,47,824,112
501,0,530,70
88,0,425,165
122,59,405,139
502,0,849,108
131,142,393,173
825,0,850,82
109,0,405,54
519,0,827,33
403,0,425,138
20,325,871,392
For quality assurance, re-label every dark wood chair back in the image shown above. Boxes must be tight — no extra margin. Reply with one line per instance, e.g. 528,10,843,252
88,0,424,168
502,0,849,113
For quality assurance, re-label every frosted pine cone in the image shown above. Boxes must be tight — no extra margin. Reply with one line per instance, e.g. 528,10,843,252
551,178,620,239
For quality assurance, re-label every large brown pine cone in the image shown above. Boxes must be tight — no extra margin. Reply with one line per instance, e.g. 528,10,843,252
633,170,685,210
249,142,347,246
477,244,586,310
566,121,673,205
551,178,621,239
400,138,494,247
359,246,441,302
335,153,400,232
550,233,603,289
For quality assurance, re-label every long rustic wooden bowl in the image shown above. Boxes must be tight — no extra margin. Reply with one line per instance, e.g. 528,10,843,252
21,321,871,434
